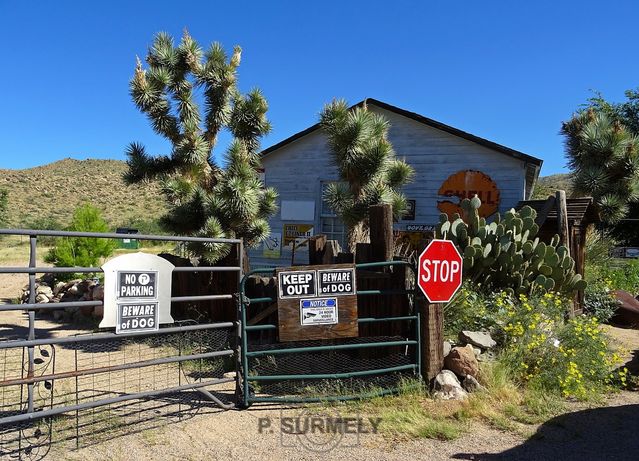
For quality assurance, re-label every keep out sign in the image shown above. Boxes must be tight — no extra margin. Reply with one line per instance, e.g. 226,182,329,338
278,270,317,298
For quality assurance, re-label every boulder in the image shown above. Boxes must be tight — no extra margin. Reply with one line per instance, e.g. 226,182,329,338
91,285,104,301
35,293,50,303
443,340,452,358
612,290,639,327
53,281,66,296
93,304,104,318
444,344,479,378
462,375,484,393
433,370,468,400
459,330,496,350
36,285,54,298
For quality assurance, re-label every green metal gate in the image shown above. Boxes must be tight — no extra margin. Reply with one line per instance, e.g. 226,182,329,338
238,261,421,407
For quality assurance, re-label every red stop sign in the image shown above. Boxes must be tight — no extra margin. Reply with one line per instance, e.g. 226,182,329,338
418,239,463,303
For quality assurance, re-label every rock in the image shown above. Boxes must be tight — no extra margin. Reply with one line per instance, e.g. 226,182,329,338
433,370,468,400
93,304,104,318
36,285,54,299
53,281,66,296
443,340,452,358
459,330,497,350
39,273,55,286
91,285,104,301
52,310,64,321
612,290,639,327
223,371,236,379
35,293,50,303
462,375,484,393
79,305,95,316
67,284,79,295
472,347,481,357
444,344,479,378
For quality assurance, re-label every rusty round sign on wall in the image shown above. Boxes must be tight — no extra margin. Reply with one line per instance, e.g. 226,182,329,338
437,170,500,218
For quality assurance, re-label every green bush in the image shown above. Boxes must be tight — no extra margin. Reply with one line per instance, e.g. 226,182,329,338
45,204,116,279
588,258,639,294
444,282,499,337
446,285,628,399
583,283,619,323
25,216,64,246
0,189,8,228
497,292,627,399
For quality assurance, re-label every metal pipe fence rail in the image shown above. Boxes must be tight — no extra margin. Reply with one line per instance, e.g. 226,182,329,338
0,229,243,459
239,260,422,407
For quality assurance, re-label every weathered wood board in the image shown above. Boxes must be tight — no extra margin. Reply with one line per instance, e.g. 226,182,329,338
276,263,358,342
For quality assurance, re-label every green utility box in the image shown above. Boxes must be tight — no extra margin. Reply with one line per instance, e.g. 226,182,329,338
116,227,140,249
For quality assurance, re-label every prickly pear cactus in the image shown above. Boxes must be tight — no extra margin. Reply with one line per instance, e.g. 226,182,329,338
435,196,586,295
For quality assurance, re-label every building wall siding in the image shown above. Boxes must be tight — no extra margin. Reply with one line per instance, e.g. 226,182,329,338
249,105,528,267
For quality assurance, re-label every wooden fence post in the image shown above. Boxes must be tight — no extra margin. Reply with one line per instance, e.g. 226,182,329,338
556,190,570,253
369,204,394,262
417,294,444,382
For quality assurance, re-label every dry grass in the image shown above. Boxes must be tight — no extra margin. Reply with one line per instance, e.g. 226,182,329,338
0,158,167,228
337,363,570,442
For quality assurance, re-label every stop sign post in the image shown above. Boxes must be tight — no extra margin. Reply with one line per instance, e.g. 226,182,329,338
418,239,463,303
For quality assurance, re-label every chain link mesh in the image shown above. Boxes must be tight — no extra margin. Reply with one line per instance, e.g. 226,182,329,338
247,335,418,399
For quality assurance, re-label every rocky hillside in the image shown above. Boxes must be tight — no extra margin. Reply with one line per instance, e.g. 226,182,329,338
0,158,167,228
532,173,573,199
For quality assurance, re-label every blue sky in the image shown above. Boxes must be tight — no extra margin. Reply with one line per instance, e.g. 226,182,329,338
1,1,637,175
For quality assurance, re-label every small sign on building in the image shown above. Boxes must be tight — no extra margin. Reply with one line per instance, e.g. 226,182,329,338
276,264,358,342
99,253,175,333
283,223,314,247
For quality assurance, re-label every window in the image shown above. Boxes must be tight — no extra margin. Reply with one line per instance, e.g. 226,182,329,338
320,181,346,248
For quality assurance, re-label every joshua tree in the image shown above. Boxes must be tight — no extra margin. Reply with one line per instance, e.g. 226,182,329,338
319,99,414,252
562,110,639,224
125,31,277,262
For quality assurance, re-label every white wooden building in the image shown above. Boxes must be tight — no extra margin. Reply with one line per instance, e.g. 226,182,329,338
251,99,542,267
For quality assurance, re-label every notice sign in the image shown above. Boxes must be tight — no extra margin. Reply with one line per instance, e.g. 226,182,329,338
118,271,157,299
276,264,358,342
278,270,317,298
300,298,338,325
318,268,355,296
116,302,159,333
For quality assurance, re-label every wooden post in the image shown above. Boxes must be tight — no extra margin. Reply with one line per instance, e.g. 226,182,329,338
417,294,444,382
556,190,570,254
308,235,327,265
369,204,394,262
556,190,577,317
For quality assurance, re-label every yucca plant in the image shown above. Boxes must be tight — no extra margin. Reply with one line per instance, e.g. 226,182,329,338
319,100,414,252
124,31,277,262
562,110,639,224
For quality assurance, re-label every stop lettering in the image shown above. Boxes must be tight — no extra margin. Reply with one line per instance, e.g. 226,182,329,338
418,239,463,303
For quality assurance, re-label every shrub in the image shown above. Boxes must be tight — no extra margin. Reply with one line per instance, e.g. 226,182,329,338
0,189,8,228
497,292,627,399
25,216,64,246
583,283,619,323
588,258,639,295
45,204,116,278
444,282,499,337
